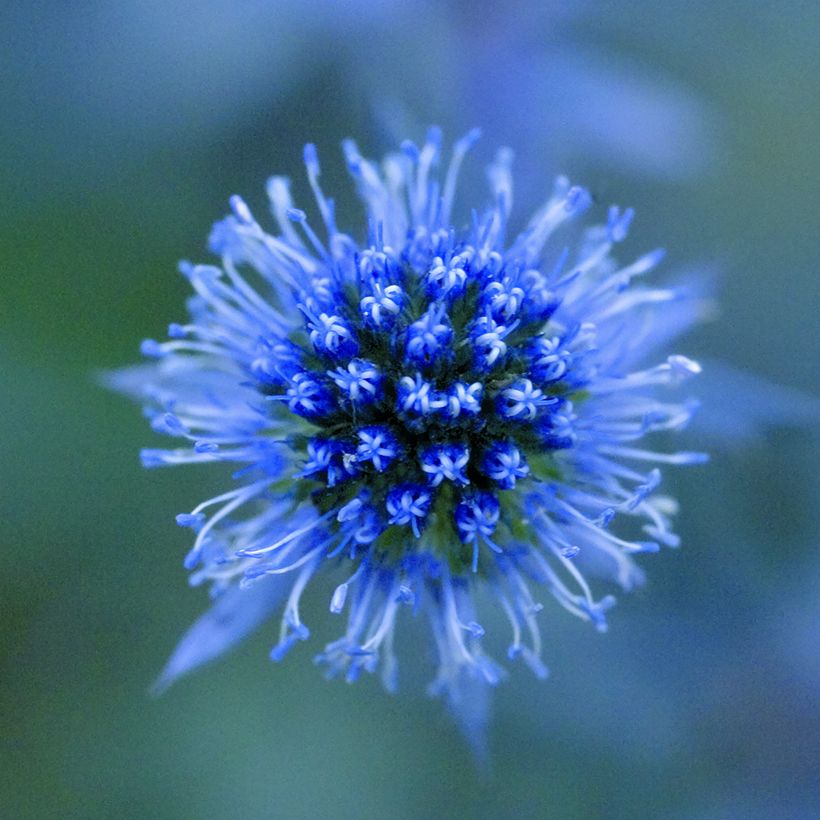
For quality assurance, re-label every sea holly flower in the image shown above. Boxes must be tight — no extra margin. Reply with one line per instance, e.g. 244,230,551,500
112,128,707,751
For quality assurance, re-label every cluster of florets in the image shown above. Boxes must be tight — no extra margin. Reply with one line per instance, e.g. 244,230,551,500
253,213,592,574
121,128,705,745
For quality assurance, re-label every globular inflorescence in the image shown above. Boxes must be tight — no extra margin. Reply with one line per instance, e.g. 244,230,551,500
116,128,706,743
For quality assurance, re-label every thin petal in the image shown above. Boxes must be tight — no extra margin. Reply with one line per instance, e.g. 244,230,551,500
152,577,286,695
691,359,820,443
443,670,492,769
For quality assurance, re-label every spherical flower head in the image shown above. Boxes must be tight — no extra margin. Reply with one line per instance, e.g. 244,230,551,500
115,127,707,751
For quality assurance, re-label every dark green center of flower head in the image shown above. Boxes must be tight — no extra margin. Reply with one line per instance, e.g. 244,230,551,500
255,235,585,572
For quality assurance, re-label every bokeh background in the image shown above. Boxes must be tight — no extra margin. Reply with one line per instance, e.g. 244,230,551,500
3,2,820,817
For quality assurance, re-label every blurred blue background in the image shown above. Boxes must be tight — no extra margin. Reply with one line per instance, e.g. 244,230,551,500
2,2,819,817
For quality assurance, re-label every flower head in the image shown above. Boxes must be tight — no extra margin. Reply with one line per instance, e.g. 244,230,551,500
114,128,706,749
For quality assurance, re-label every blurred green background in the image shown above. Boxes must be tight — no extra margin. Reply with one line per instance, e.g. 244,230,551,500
2,2,819,817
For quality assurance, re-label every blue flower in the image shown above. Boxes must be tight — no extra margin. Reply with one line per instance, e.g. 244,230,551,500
114,128,707,751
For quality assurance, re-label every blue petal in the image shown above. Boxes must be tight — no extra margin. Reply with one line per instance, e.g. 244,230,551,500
443,670,493,769
152,577,286,695
617,266,717,368
535,47,721,180
691,359,820,444
102,360,256,409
